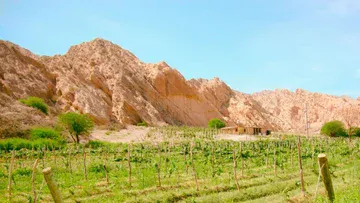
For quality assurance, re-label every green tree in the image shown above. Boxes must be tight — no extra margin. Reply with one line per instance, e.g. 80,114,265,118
19,96,48,114
320,120,347,137
208,118,226,129
58,112,94,143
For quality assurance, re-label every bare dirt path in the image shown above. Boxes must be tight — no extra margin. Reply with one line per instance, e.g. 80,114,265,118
89,125,151,143
89,126,269,143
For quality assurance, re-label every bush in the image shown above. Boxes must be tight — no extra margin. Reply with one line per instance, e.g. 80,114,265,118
30,127,62,141
352,127,360,137
19,96,48,114
137,121,148,127
58,112,94,143
89,164,109,174
85,140,106,149
13,168,32,177
208,118,226,129
0,138,63,151
321,120,347,137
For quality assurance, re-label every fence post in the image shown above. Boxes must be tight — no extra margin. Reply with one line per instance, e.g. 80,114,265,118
318,154,335,202
8,150,15,202
32,158,39,203
297,136,306,196
42,167,64,203
127,143,132,187
83,147,88,181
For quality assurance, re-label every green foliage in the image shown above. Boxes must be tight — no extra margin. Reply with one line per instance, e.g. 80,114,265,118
208,118,225,129
30,127,62,141
85,140,106,149
89,164,109,174
0,127,359,202
137,121,148,127
58,112,94,143
320,120,347,137
13,168,32,177
0,138,63,151
351,127,360,137
19,96,48,114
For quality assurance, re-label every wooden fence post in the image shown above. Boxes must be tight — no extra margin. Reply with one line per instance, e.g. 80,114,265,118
8,150,15,202
297,136,306,196
156,143,162,188
127,143,132,187
318,154,335,202
240,142,244,176
183,145,188,175
83,148,88,181
190,141,199,191
68,147,72,174
232,147,240,191
42,167,63,203
273,144,277,176
32,158,39,203
103,163,109,185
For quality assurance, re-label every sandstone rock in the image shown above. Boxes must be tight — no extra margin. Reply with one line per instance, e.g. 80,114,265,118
1,38,359,134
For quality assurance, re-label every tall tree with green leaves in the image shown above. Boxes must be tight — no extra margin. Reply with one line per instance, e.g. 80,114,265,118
58,112,94,143
208,119,226,129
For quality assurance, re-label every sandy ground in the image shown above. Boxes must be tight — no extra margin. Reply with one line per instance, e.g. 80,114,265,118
89,125,266,143
89,125,151,143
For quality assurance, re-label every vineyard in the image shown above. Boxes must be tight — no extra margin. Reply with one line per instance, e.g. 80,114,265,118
1,127,359,202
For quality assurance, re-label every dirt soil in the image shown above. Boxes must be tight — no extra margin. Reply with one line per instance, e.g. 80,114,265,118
89,125,267,143
89,125,151,143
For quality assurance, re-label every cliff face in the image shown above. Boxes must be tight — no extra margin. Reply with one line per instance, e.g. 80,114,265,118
1,38,359,133
252,89,360,133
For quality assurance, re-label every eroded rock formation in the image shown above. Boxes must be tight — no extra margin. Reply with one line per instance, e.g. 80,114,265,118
1,38,359,133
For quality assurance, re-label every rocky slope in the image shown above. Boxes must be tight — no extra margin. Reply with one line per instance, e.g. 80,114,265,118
1,38,359,134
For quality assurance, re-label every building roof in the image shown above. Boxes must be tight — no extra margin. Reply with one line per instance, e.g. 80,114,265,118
221,126,239,130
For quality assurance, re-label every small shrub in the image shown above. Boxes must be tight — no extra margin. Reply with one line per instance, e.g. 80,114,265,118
85,140,106,149
208,118,226,129
0,171,6,178
108,122,125,131
137,121,148,127
58,112,94,143
351,127,360,137
0,138,32,151
320,120,347,137
89,164,110,174
19,96,48,114
0,138,63,151
13,168,32,177
30,127,62,141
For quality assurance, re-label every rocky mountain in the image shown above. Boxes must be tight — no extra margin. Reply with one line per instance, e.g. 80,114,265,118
1,38,359,134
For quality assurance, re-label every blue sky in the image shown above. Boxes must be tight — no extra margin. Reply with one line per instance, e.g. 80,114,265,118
1,0,359,97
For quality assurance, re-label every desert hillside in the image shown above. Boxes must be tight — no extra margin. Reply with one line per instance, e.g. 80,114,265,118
1,38,359,133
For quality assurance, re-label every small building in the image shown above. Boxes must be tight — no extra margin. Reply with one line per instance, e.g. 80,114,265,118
220,126,245,134
244,126,262,135
220,125,270,135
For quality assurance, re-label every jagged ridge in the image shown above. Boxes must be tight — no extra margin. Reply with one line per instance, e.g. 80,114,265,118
1,38,359,133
